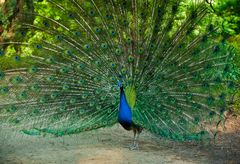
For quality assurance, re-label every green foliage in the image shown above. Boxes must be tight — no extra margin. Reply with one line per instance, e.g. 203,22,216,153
0,0,17,27
204,0,240,114
214,0,240,36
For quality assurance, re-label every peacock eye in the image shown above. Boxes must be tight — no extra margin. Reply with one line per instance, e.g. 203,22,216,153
84,44,91,50
227,81,235,89
0,49,3,56
219,93,225,100
36,44,42,49
81,94,87,99
46,76,55,82
56,35,62,40
95,28,101,33
70,98,77,104
66,50,73,55
89,10,95,16
150,44,154,48
191,11,197,19
123,19,128,26
43,21,49,27
78,79,85,85
19,91,27,98
3,88,8,92
14,56,20,61
213,45,220,53
68,13,74,18
138,48,144,54
111,63,117,68
111,31,116,36
209,111,216,117
21,31,26,37
0,72,5,79
208,24,214,31
202,35,208,42
80,63,85,68
172,4,178,12
128,55,134,62
106,14,112,19
30,67,37,73
101,43,108,49
110,77,115,81
74,31,81,36
220,108,226,115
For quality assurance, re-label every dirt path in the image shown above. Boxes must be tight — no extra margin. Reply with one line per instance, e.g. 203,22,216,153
0,116,240,164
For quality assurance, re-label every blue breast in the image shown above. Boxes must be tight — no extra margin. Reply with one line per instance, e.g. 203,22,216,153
118,87,132,124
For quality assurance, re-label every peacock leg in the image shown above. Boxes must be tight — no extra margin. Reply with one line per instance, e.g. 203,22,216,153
129,129,139,150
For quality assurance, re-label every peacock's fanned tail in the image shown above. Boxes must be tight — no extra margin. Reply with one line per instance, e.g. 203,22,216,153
0,0,236,141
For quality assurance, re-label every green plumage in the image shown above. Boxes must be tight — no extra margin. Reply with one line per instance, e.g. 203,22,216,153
0,0,236,141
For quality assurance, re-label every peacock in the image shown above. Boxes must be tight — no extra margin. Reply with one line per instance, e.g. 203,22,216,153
0,0,237,150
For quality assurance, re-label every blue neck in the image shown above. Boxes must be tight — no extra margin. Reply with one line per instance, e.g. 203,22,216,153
118,86,132,124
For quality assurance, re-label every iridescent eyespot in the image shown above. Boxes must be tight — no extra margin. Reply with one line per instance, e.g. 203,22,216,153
68,13,74,18
89,10,95,16
43,21,49,27
128,55,134,62
14,56,20,62
0,49,3,57
110,30,116,36
74,31,81,36
95,27,101,33
0,71,5,79
111,63,116,68
29,66,38,73
84,44,91,50
21,31,26,37
65,50,73,55
36,44,42,49
55,35,63,40
1,87,9,94
101,43,108,49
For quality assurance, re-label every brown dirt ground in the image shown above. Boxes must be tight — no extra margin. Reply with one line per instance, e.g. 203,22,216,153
0,116,239,164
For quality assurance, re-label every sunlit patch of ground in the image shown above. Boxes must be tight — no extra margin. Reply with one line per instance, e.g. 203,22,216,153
0,116,239,164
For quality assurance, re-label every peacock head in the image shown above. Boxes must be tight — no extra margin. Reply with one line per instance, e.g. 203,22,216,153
118,80,123,90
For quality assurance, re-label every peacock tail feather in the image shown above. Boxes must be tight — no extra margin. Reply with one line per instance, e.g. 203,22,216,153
0,0,236,141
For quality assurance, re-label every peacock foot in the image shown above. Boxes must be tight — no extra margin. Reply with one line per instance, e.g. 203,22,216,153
128,142,139,150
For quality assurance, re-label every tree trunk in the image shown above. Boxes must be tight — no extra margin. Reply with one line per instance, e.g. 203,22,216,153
0,0,34,42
